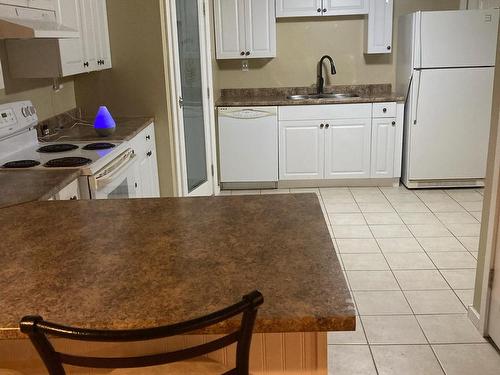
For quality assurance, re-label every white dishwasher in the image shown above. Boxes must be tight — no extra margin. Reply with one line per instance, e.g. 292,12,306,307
218,106,278,187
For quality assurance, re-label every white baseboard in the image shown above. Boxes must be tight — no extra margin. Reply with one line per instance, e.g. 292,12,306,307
468,305,481,329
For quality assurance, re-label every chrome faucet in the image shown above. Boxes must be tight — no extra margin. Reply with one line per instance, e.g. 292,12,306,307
317,55,337,94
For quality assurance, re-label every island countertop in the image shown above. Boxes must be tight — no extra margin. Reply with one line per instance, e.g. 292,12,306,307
0,194,355,340
0,169,81,209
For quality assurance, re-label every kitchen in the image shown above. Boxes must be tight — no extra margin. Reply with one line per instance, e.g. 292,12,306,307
1,0,500,374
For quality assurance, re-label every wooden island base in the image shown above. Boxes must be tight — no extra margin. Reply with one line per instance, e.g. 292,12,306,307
0,332,327,374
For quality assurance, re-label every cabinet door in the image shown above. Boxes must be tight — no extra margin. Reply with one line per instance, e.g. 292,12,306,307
215,0,246,59
324,0,368,15
276,0,322,17
57,0,86,76
280,120,324,180
371,118,396,178
94,0,112,70
324,119,371,179
365,0,393,54
79,0,98,71
244,0,276,58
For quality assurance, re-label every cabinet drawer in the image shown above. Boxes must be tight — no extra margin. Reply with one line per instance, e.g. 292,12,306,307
279,103,372,121
373,102,396,118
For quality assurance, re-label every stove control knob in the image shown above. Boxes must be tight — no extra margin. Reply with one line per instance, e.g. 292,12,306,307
21,107,28,117
30,106,36,115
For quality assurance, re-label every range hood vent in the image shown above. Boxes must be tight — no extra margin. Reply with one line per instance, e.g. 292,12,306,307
0,4,78,39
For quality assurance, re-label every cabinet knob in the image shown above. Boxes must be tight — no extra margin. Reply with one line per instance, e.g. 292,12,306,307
320,124,325,129
317,8,321,12
84,62,89,67
70,196,78,200
135,182,138,188
146,135,151,140
387,46,391,50
392,121,396,126
245,51,250,56
383,108,387,113
147,151,152,157
240,51,245,56
325,124,330,129
323,8,327,12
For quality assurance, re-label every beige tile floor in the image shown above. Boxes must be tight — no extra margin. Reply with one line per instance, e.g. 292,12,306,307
218,186,500,374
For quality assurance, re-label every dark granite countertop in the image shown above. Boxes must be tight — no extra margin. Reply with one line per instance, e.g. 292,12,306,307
0,170,81,209
0,194,355,339
216,84,405,107
41,117,154,143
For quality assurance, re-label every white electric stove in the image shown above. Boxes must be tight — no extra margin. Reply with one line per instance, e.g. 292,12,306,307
0,101,139,200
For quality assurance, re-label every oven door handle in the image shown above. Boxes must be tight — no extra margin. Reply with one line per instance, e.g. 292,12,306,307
94,150,136,190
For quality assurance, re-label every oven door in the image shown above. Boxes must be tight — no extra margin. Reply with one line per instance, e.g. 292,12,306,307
89,149,139,200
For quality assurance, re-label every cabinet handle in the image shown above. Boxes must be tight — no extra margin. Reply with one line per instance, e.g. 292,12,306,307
70,196,78,200
323,8,327,12
84,62,89,67
146,135,151,140
317,8,321,12
245,51,250,56
383,108,387,113
240,51,245,56
320,124,325,129
147,151,152,157
135,182,138,188
387,46,391,50
392,121,396,126
325,124,330,129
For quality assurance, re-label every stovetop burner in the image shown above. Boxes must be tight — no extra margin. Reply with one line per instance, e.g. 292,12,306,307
37,144,79,153
82,143,116,151
44,157,92,168
2,160,41,169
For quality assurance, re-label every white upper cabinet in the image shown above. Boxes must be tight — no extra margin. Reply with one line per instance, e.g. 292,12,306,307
277,0,367,17
323,0,368,15
276,0,323,17
5,0,112,78
215,0,275,59
365,0,393,54
324,119,371,179
93,0,112,70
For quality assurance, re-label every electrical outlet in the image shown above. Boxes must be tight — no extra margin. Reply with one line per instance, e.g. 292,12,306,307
242,60,249,72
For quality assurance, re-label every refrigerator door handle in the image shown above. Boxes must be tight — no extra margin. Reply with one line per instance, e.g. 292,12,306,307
412,70,422,125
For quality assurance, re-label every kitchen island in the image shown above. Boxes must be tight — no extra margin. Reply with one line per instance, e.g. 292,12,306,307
0,194,354,374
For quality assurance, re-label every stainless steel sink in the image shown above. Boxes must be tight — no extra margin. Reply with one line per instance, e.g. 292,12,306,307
287,93,360,100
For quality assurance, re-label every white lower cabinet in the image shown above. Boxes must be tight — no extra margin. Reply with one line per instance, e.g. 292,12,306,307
278,102,402,182
280,120,324,180
129,123,160,198
371,118,396,177
325,119,371,179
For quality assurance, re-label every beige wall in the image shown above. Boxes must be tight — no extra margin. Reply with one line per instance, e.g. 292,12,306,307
74,0,175,197
213,0,460,91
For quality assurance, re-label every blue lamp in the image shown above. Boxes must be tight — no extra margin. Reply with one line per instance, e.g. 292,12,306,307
94,106,116,137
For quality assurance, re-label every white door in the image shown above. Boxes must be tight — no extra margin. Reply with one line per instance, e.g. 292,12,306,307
170,0,214,196
214,0,246,58
408,67,494,180
325,119,371,179
280,120,324,180
323,0,368,15
417,10,499,68
79,0,98,71
276,0,322,17
56,0,85,76
371,118,396,177
365,0,393,54
94,0,112,70
244,0,276,58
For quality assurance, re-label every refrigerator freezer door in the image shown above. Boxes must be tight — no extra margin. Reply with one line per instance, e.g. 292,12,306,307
416,10,499,69
408,67,494,180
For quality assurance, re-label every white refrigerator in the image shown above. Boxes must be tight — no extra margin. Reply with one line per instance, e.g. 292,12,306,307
396,10,499,188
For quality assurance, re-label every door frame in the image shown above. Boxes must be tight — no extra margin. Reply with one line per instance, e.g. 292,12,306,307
164,0,219,197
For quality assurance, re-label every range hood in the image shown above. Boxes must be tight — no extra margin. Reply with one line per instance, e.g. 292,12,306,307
0,3,79,39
